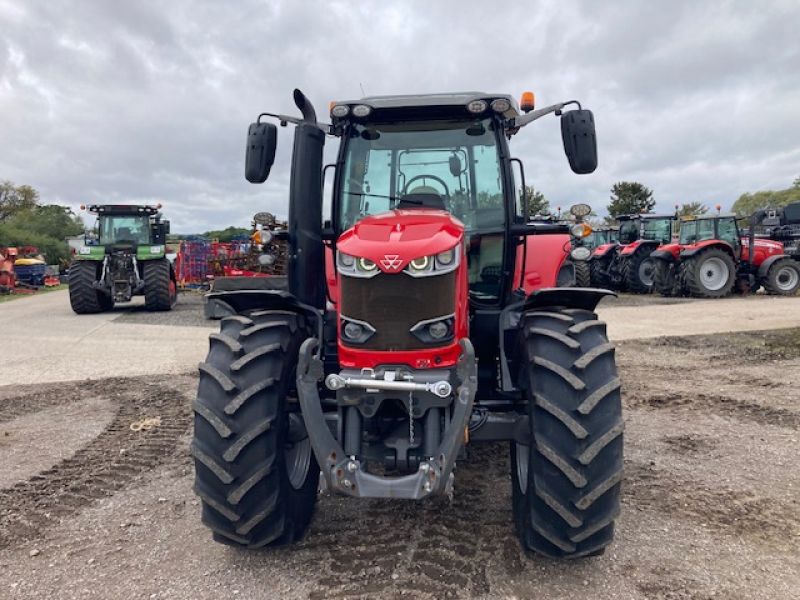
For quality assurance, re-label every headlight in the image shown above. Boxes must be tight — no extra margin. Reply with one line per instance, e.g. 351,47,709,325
358,257,377,272
435,249,455,267
405,246,460,277
78,246,91,255
331,104,350,118
490,98,511,113
410,314,455,344
467,99,488,114
571,246,591,261
338,252,355,268
409,256,431,272
351,104,372,118
340,316,375,344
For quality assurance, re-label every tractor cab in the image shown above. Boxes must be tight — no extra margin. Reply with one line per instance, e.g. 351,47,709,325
617,214,674,245
678,215,740,250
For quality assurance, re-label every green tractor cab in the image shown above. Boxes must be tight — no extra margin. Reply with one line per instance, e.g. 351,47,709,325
69,204,177,313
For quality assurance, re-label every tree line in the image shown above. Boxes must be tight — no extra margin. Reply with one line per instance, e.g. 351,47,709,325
522,176,800,222
0,181,85,264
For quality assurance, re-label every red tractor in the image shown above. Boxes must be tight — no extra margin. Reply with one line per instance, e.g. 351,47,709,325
650,213,800,297
192,90,622,559
589,214,675,292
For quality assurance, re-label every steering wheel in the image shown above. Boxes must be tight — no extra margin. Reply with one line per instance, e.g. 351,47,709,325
402,174,450,198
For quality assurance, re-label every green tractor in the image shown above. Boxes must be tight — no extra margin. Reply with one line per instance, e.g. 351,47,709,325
69,204,177,313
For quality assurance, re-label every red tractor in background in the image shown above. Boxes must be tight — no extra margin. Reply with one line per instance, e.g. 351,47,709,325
650,213,800,297
192,89,622,560
589,213,675,293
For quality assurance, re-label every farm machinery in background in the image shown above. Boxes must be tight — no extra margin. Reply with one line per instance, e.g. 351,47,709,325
589,213,675,293
0,246,60,295
69,204,176,313
651,204,800,297
192,88,622,559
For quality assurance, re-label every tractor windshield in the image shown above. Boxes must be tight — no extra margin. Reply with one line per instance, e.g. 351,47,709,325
642,218,673,244
98,215,151,245
338,118,505,232
679,219,716,245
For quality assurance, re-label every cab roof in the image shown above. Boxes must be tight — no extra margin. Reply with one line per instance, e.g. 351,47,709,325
87,204,161,216
333,92,520,120
617,214,676,221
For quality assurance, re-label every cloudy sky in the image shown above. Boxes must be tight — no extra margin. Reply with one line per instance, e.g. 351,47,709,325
1,0,799,232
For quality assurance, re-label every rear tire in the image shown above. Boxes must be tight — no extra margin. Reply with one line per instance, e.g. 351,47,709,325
574,261,591,287
511,308,623,558
683,248,735,298
68,261,111,314
143,258,176,311
192,310,319,548
762,258,800,296
589,256,613,288
652,259,678,297
622,248,655,294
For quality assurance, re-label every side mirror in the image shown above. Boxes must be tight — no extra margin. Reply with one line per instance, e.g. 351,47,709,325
245,122,278,183
448,155,462,178
560,109,597,174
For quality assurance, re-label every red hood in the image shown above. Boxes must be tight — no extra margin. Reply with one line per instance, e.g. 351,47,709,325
336,209,464,274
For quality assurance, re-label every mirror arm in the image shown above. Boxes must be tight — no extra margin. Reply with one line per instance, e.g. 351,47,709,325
257,112,333,134
509,100,582,129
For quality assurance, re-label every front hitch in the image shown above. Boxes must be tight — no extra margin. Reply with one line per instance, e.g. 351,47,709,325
296,338,477,499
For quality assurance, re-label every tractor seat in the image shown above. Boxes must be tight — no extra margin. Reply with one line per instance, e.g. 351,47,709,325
397,186,446,210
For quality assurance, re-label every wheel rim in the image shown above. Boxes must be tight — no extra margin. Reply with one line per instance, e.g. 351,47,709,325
286,413,312,490
515,443,529,493
700,257,730,291
775,266,800,291
638,258,655,287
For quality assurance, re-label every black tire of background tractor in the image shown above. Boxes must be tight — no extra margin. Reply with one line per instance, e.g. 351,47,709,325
762,257,800,296
68,261,108,314
652,260,678,297
574,260,591,287
621,248,655,294
683,248,736,298
143,259,176,311
511,308,623,558
589,257,612,289
192,311,319,548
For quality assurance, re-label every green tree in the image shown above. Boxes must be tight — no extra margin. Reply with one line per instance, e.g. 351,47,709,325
731,183,800,217
520,186,550,217
0,180,39,221
676,202,709,218
607,181,655,217
202,226,251,242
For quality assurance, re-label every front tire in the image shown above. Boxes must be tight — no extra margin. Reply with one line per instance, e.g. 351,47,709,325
511,308,623,558
192,311,319,548
574,260,591,287
143,258,177,311
762,258,800,296
683,248,735,298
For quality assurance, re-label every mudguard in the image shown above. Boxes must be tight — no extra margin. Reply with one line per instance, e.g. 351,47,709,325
650,249,675,262
203,289,324,336
680,240,735,259
620,239,658,256
522,286,616,312
757,254,791,278
591,243,618,259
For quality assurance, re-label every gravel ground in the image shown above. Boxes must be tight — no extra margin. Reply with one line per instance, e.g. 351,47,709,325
1,325,799,599
115,292,210,328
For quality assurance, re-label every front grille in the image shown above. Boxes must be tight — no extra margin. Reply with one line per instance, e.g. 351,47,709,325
340,271,456,351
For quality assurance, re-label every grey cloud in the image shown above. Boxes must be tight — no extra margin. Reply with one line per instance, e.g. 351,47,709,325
0,0,798,232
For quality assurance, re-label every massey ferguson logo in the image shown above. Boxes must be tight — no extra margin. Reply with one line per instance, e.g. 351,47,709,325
380,255,402,270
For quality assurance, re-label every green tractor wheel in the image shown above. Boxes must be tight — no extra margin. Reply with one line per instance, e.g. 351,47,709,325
69,261,114,314
143,259,177,311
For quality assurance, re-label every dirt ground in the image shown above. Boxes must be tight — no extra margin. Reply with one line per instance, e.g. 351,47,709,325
1,299,799,599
